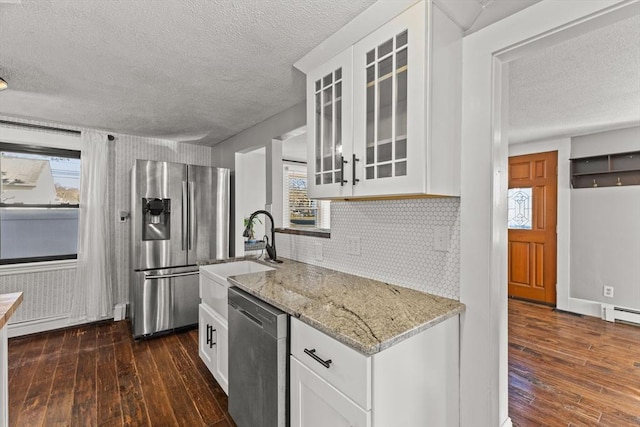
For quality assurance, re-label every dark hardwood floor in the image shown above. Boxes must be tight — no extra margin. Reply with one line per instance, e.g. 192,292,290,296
509,299,640,427
7,300,639,426
8,321,236,427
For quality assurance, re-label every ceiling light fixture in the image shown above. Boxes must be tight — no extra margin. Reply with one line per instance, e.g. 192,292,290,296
0,78,7,91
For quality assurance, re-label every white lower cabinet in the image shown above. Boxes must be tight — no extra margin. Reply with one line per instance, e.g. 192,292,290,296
290,315,460,427
290,357,370,427
198,303,228,394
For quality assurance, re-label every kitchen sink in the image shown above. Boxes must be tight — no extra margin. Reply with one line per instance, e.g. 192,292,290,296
200,261,274,317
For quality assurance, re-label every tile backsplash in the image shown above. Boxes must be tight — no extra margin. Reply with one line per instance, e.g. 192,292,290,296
277,198,461,300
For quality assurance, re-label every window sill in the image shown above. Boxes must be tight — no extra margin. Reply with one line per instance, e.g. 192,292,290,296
0,259,77,276
275,228,331,238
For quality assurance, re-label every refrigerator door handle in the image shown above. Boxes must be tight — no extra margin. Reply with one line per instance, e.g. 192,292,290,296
189,181,196,251
145,271,200,280
182,181,189,251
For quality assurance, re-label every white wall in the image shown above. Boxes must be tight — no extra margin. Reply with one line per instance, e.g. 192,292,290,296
235,148,267,255
572,126,640,157
212,103,305,169
570,126,640,310
282,132,307,163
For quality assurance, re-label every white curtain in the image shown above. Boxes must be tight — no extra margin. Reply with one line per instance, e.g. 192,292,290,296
70,130,113,322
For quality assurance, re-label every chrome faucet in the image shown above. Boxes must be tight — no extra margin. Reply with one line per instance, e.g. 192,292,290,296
243,210,283,263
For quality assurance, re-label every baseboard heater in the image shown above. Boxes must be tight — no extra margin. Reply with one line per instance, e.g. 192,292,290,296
601,304,640,325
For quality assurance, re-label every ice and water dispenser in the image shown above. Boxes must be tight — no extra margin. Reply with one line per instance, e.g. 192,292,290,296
142,198,171,240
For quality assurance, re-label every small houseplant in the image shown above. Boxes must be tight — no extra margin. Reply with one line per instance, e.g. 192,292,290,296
243,216,262,242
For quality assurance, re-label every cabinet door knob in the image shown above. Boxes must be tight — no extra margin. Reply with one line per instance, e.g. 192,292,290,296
304,348,332,368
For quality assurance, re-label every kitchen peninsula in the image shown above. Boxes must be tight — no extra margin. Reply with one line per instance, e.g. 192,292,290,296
202,257,464,426
1,292,23,426
227,258,464,355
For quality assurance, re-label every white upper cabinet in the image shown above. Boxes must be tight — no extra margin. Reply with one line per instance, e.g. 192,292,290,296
306,48,353,199
299,1,462,199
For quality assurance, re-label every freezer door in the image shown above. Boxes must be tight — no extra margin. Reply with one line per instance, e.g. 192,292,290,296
132,160,188,270
131,267,199,338
187,165,230,264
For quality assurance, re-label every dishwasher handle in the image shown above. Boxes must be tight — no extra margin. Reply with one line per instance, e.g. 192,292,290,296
231,304,263,327
145,271,199,280
304,348,332,369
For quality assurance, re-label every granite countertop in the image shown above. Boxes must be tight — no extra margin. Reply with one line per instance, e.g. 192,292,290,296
0,292,23,330
221,257,464,356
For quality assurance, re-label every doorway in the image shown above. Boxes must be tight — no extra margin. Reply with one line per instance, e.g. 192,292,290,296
460,2,638,426
507,151,557,305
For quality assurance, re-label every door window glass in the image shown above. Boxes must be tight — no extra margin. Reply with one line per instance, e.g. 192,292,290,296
508,187,532,230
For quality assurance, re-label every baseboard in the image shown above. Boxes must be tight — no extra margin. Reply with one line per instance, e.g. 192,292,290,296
601,304,640,325
7,314,113,338
113,303,127,321
564,297,602,318
558,298,640,326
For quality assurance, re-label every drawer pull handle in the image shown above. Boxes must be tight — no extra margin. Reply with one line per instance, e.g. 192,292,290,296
206,324,217,349
304,348,332,368
340,156,348,186
352,154,360,186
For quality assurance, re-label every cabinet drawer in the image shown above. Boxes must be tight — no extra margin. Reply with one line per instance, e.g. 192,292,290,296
199,271,228,319
290,317,371,410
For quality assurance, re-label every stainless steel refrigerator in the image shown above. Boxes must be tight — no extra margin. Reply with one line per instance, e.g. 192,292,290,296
130,160,229,338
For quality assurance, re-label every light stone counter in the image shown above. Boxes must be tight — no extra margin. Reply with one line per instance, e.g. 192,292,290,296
224,258,464,356
0,292,22,330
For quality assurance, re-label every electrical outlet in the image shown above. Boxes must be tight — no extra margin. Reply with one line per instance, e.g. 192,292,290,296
347,236,361,256
118,210,129,223
603,286,614,298
314,243,323,262
433,226,450,251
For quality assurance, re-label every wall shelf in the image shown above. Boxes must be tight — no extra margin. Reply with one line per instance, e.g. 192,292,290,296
570,151,640,188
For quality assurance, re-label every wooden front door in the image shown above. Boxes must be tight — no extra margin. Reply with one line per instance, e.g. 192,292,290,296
508,151,557,304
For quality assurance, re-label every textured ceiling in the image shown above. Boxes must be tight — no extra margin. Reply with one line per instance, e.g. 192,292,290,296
508,13,640,144
0,0,377,145
3,0,597,147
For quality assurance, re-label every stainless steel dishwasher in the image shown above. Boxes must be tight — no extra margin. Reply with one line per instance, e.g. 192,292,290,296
228,286,288,427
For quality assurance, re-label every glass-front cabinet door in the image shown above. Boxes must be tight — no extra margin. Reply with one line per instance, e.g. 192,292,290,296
352,2,425,197
302,0,460,199
306,48,353,199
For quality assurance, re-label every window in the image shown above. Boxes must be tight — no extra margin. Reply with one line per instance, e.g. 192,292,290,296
507,187,532,230
283,164,330,230
0,142,81,264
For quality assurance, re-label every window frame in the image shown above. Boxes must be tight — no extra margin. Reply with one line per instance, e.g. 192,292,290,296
0,141,81,265
280,161,331,236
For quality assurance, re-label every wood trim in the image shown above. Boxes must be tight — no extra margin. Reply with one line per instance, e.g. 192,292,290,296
275,228,331,238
